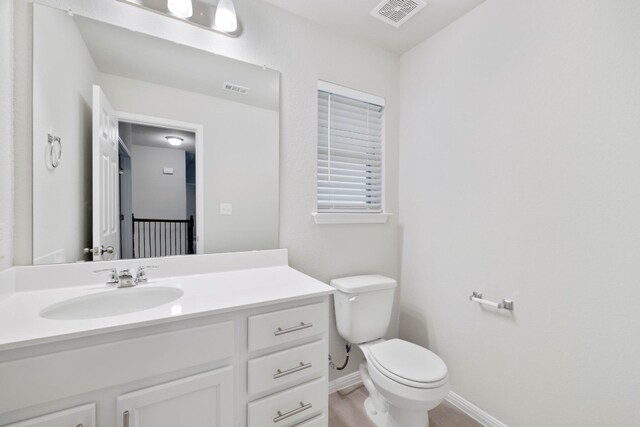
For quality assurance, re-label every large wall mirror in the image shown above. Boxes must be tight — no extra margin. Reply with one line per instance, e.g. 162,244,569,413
32,4,280,265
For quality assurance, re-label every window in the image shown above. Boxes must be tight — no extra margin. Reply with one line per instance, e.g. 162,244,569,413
315,81,389,224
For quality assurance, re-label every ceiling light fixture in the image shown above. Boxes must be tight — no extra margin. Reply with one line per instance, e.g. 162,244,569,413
215,0,238,32
119,0,241,37
167,0,193,18
165,136,184,146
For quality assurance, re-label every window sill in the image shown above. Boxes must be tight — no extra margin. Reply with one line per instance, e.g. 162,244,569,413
312,212,392,225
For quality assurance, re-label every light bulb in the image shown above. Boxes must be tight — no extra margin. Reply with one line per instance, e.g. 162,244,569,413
215,0,237,32
167,0,193,18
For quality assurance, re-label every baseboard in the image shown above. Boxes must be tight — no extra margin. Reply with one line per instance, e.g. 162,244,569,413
446,391,508,427
328,375,507,426
328,371,362,394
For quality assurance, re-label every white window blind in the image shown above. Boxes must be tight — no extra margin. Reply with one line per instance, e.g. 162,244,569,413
317,86,384,213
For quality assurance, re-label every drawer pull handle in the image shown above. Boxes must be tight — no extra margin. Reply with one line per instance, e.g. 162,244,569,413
273,401,313,423
274,361,313,379
274,322,313,336
123,410,130,427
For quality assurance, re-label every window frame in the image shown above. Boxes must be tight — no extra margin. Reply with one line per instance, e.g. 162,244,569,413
313,80,390,225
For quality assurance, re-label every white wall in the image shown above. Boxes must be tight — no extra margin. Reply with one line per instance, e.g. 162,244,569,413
399,0,640,425
0,0,14,271
131,145,187,220
100,73,279,254
11,0,400,380
32,5,96,264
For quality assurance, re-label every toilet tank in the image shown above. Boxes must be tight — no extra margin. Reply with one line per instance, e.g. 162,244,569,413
330,275,397,344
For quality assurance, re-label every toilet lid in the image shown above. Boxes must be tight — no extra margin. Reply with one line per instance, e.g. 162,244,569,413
369,339,448,386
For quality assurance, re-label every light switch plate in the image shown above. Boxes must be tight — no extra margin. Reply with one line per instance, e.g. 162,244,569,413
163,167,174,175
219,203,232,216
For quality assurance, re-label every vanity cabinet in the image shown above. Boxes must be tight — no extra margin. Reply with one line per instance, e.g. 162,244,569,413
3,403,95,427
0,296,330,427
116,367,234,427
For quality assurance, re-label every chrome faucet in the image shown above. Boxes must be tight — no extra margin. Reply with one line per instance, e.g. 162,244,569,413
135,265,159,285
93,268,119,287
118,269,135,288
94,266,158,288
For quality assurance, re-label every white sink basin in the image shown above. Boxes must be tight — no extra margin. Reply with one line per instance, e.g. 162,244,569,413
40,287,184,320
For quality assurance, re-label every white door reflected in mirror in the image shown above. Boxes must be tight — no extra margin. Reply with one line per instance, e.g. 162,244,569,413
92,85,120,262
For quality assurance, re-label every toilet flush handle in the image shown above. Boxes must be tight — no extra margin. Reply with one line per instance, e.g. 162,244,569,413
348,295,359,303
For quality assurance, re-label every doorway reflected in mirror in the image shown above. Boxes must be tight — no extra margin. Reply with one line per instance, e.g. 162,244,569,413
119,122,198,260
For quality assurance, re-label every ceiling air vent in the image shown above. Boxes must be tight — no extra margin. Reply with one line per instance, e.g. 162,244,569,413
222,82,251,95
370,0,427,28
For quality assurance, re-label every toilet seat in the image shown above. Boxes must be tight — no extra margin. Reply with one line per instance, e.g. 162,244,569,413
368,339,448,389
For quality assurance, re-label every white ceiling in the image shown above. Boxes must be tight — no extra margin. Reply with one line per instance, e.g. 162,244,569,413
261,0,486,54
124,123,196,153
75,15,280,111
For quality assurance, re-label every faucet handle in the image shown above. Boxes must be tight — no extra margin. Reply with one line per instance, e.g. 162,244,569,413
93,268,119,286
135,265,159,284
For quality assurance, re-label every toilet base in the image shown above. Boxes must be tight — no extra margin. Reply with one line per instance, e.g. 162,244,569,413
363,396,431,427
364,396,388,427
360,358,431,427
388,404,429,427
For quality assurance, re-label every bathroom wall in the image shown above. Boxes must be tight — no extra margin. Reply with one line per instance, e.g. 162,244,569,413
32,5,97,264
11,0,400,381
131,145,187,220
399,0,640,425
0,1,14,272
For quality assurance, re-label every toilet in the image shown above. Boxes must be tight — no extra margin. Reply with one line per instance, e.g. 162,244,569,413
330,275,449,427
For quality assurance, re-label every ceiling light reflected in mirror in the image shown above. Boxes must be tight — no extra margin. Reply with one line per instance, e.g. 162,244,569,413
165,136,184,146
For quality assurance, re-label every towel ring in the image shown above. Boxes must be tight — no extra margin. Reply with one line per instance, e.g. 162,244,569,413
48,134,62,168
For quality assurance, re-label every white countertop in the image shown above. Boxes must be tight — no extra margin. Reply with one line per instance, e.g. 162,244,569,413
0,265,334,352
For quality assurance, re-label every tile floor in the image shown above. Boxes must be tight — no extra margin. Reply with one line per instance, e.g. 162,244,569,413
328,385,482,427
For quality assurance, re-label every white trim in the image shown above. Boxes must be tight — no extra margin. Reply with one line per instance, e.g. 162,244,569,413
318,80,385,107
328,371,362,394
313,212,391,225
446,391,508,427
115,111,205,255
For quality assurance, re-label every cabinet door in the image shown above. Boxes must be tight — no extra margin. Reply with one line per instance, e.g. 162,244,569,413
4,403,95,427
116,367,234,427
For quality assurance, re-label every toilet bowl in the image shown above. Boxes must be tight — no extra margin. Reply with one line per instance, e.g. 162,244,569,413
359,339,449,427
330,275,450,427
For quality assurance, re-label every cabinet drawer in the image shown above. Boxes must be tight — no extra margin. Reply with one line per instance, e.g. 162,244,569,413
294,414,327,426
248,303,326,352
4,403,95,427
247,378,327,427
248,340,325,395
